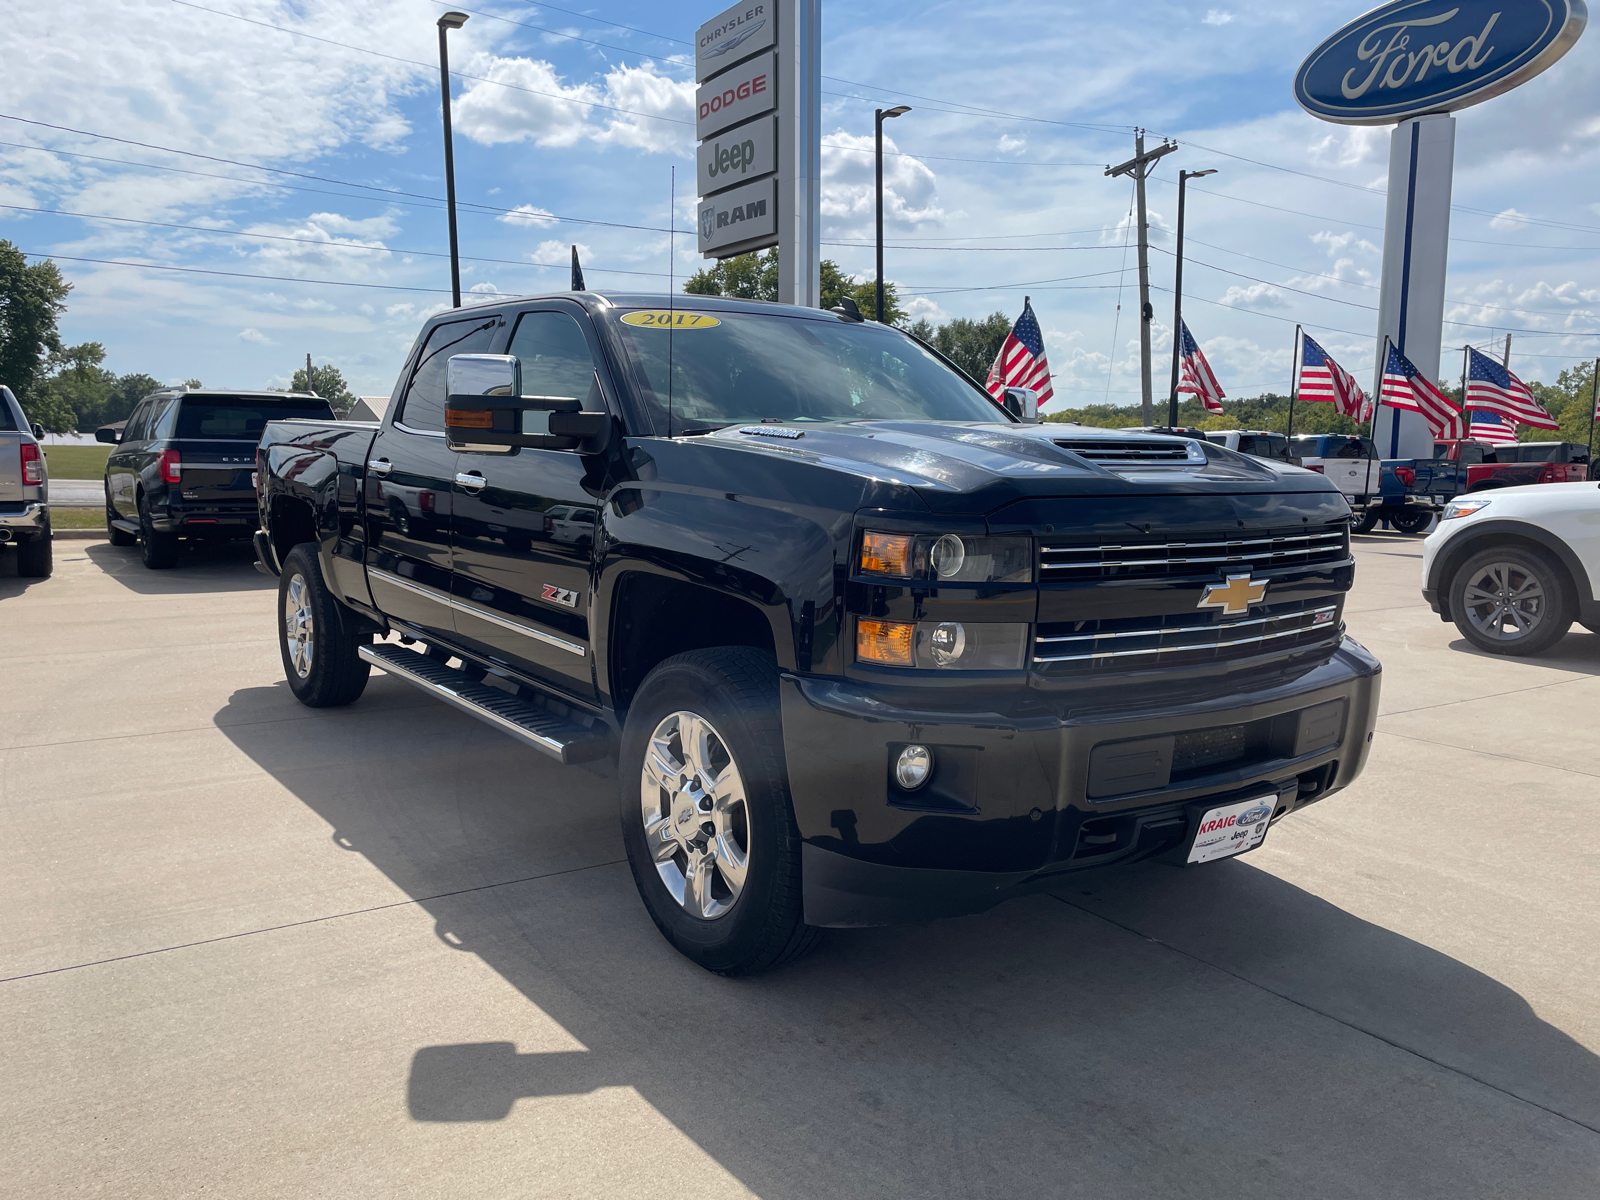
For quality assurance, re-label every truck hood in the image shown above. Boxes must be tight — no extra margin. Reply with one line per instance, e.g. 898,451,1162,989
702,420,1337,512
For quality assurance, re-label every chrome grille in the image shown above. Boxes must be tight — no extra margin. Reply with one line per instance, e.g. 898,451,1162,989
1040,524,1347,579
1033,598,1341,674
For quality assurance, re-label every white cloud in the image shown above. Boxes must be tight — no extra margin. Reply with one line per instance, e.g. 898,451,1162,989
238,327,273,345
997,135,1027,156
1489,208,1531,231
534,240,591,266
821,131,943,236
242,212,397,278
499,205,558,228
468,281,501,294
453,56,693,153
1202,10,1234,26
1219,283,1288,309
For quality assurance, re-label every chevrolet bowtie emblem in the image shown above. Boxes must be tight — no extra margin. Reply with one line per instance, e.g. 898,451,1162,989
1198,573,1268,616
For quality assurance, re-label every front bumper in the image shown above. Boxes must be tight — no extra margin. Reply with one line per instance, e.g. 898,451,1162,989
0,502,48,536
783,637,1382,927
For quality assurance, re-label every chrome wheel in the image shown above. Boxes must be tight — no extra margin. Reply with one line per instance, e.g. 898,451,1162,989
639,710,751,920
1461,560,1547,643
284,572,315,678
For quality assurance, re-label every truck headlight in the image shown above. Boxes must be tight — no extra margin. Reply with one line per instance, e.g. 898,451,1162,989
858,532,1032,583
856,619,1028,669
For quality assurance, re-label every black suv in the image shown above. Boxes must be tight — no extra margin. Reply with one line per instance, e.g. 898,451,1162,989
101,388,334,568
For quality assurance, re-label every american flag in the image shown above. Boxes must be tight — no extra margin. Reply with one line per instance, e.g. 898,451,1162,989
1298,334,1371,421
1380,343,1464,440
1464,347,1557,429
1467,409,1519,446
985,297,1053,408
1176,321,1225,414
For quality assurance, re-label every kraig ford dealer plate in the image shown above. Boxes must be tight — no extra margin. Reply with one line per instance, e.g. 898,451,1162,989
1187,796,1276,865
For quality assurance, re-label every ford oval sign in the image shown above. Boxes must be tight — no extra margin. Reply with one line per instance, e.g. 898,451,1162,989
1295,0,1587,125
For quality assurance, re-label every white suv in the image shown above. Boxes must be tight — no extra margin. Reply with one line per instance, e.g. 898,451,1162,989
1422,482,1600,655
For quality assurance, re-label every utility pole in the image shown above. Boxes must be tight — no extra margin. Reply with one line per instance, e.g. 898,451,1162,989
1501,333,1513,368
305,352,314,395
1107,130,1176,423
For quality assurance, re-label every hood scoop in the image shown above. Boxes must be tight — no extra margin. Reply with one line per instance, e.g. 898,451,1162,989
1054,438,1206,465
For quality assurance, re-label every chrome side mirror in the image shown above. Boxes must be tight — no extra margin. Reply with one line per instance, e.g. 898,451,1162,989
444,353,611,454
447,353,520,400
1001,386,1039,423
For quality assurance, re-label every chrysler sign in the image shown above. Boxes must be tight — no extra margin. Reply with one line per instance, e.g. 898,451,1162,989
1295,0,1587,124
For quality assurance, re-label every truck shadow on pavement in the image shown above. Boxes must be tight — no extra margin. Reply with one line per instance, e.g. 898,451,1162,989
215,679,1600,1197
84,541,274,594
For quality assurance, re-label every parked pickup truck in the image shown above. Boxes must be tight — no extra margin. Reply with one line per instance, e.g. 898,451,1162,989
1375,439,1592,534
1291,435,1381,532
255,292,1381,975
0,384,51,577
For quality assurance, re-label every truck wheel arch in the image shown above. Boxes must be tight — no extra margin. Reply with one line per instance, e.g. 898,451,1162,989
1431,522,1590,623
269,495,319,565
605,571,782,714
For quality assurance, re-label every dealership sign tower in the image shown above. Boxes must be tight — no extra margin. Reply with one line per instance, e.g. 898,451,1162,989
694,1,823,307
1294,0,1586,458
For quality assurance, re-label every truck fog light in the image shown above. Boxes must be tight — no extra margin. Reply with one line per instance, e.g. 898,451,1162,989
928,621,967,667
895,744,933,789
931,534,966,579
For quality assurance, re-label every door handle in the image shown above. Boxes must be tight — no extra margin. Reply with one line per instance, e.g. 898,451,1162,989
367,458,393,477
455,471,487,492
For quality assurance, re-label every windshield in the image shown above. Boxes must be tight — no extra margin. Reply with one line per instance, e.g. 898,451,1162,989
607,308,1007,432
172,399,335,440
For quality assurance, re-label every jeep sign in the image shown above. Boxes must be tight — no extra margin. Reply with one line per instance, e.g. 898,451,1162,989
697,118,776,199
697,177,777,257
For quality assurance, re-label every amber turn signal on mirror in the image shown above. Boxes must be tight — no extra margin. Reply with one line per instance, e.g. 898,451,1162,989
856,619,914,666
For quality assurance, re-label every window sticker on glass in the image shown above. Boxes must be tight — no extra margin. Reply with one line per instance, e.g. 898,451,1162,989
620,311,722,329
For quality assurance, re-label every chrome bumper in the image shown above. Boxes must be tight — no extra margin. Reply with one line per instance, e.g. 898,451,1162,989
0,502,47,533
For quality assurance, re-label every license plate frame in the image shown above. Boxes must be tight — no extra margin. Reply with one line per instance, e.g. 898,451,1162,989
1186,795,1276,865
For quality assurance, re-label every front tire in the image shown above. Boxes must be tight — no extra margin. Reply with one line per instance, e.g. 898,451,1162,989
279,543,371,706
620,648,820,975
16,531,52,578
1449,546,1573,656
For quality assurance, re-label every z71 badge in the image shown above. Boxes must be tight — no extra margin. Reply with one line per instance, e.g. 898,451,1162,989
541,584,579,609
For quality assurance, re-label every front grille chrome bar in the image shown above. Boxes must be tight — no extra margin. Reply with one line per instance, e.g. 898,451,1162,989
1032,605,1339,664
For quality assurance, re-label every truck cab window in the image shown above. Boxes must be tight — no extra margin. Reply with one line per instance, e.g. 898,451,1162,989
508,311,603,409
398,316,500,431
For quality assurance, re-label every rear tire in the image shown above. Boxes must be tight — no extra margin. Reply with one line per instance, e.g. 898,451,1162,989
620,647,821,976
16,531,52,578
1390,509,1434,535
1449,546,1573,656
1351,510,1379,535
138,496,177,568
279,543,371,707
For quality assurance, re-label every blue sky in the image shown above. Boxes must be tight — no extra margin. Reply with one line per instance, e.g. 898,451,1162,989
3,0,1598,410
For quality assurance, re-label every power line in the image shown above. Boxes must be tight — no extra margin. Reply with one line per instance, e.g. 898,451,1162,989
20,250,458,293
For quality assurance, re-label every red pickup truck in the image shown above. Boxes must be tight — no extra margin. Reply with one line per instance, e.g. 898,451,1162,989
1444,439,1591,492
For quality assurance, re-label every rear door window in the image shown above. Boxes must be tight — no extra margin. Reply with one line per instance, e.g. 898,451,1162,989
398,315,502,431
174,399,335,439
123,402,154,443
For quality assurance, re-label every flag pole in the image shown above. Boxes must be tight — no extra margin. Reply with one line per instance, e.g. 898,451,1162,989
1371,335,1387,443
1587,357,1598,464
1286,324,1300,437
1460,345,1469,440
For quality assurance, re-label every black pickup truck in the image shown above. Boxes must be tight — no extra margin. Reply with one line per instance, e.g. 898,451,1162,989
255,292,1381,974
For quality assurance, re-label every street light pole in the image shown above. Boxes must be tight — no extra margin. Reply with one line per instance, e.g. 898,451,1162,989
875,105,911,323
1167,167,1216,427
437,12,469,308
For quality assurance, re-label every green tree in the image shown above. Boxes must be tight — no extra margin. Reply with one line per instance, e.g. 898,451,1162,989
907,312,1012,387
98,373,163,429
1527,360,1597,447
0,240,72,426
33,341,115,433
684,249,903,323
291,362,355,415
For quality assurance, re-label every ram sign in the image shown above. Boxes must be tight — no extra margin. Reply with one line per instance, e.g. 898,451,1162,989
1294,0,1588,124
696,177,777,257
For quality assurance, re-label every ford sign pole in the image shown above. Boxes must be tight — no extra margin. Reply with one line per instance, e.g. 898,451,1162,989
1293,0,1587,461
437,11,469,309
875,106,910,323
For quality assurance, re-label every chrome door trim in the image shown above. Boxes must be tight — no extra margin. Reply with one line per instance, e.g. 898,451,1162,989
369,567,587,658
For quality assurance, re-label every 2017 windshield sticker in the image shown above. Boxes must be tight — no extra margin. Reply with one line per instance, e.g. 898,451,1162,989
621,311,723,329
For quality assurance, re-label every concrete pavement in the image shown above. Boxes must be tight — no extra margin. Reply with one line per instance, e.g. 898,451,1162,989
2,533,1597,1197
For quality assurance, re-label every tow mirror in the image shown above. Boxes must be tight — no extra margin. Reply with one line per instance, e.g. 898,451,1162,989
95,426,121,444
1000,386,1039,423
445,353,612,453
